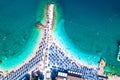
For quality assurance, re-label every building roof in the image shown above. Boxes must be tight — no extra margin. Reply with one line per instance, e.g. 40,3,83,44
58,72,67,78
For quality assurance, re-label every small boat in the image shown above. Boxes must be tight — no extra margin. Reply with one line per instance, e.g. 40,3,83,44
117,46,120,61
117,54,120,61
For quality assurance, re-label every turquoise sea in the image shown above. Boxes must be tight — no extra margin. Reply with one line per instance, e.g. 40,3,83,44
0,0,120,75
0,0,42,70
54,0,120,75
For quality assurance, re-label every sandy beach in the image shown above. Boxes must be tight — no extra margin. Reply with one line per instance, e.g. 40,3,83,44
0,31,42,76
51,30,120,80
1,2,120,80
0,4,48,75
51,32,98,69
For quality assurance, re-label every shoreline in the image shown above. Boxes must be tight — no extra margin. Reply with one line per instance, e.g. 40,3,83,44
0,3,51,75
0,20,45,74
51,7,120,78
52,31,120,80
0,2,120,80
0,28,40,71
52,33,98,69
0,29,41,72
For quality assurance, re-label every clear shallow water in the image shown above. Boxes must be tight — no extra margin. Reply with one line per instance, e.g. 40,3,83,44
0,0,41,70
55,0,120,75
1,0,120,75
0,0,58,71
33,0,120,75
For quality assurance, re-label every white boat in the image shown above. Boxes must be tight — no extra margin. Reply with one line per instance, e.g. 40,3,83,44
117,46,120,61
